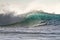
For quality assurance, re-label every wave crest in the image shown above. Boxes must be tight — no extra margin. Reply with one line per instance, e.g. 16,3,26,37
0,11,60,27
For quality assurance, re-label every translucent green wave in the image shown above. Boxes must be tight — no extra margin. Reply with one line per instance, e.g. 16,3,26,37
0,11,60,27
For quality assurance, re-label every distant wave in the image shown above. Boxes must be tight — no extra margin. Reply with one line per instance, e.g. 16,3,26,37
0,10,60,27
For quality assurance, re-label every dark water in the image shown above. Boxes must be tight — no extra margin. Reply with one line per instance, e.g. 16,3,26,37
0,25,60,40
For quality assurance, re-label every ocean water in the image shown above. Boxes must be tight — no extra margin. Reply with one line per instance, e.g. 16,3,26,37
0,25,60,40
0,11,60,40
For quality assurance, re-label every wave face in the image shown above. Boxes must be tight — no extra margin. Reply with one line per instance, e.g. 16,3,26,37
0,11,60,27
20,11,60,27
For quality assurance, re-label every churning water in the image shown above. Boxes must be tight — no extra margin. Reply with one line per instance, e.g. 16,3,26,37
0,25,60,40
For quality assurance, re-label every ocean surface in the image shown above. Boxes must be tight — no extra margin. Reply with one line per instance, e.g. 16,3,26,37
0,11,60,40
0,25,60,40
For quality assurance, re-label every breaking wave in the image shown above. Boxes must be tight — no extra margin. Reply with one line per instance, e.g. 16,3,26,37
0,10,60,27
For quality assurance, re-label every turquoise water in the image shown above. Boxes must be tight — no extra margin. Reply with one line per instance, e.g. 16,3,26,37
0,11,60,27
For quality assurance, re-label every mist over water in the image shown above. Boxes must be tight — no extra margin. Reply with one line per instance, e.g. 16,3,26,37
0,0,60,15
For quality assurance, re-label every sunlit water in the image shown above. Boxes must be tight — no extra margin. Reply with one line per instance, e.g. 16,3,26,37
0,25,60,40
